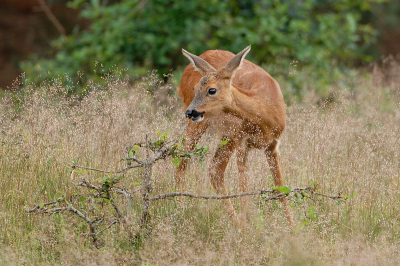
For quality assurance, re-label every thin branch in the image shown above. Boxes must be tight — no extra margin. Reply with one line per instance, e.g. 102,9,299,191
124,156,144,165
66,203,93,224
149,187,344,201
150,190,282,201
72,164,143,175
310,191,344,200
110,198,124,218
30,201,99,225
147,141,178,164
82,220,119,237
37,0,66,36
27,199,63,213
32,206,70,215
115,188,137,198
76,178,102,192
129,0,149,16
115,188,139,217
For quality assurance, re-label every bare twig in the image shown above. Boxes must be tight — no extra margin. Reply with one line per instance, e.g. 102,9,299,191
115,188,137,198
150,191,285,201
149,187,345,201
29,199,105,247
37,0,66,36
27,199,63,213
82,220,119,237
66,202,94,224
310,191,344,200
115,188,136,217
71,164,143,174
148,141,179,164
110,198,124,218
76,178,102,192
124,156,144,165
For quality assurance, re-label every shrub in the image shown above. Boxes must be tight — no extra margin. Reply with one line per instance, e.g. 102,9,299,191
21,0,382,100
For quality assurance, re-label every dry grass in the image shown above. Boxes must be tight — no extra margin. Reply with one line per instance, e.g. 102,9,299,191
0,64,400,265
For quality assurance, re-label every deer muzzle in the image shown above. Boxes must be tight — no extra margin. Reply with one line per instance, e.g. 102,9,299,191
185,109,205,123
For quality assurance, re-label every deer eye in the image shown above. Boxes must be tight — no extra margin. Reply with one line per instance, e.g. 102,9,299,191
208,88,217,95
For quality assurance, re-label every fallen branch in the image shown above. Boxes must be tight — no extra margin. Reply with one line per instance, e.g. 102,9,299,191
149,187,332,201
71,164,143,174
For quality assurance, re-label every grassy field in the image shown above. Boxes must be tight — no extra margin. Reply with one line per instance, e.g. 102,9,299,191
0,64,399,265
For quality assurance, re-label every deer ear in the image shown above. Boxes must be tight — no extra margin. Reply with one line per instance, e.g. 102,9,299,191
218,45,251,79
182,48,216,76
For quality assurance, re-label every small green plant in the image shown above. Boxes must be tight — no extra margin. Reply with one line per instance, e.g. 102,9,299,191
272,186,292,195
219,138,229,149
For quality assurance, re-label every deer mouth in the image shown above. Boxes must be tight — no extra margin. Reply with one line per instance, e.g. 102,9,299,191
185,109,205,123
191,114,204,122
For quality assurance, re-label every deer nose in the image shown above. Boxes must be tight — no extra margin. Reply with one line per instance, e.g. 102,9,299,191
185,109,205,119
185,109,193,118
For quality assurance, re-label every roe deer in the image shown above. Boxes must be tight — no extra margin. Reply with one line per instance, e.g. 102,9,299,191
175,45,294,227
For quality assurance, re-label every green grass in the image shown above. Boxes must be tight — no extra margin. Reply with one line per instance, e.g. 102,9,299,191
1,66,400,265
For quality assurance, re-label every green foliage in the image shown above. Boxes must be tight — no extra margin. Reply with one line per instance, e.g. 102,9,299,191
20,0,382,99
272,186,291,194
171,157,182,168
171,137,209,168
219,139,230,149
128,145,139,158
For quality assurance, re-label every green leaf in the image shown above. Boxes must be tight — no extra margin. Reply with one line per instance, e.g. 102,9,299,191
160,132,168,141
132,180,141,186
307,206,319,221
172,157,182,167
71,158,77,165
273,186,291,194
78,196,87,202
301,220,309,227
296,198,303,204
75,169,86,174
220,139,229,149
39,203,44,209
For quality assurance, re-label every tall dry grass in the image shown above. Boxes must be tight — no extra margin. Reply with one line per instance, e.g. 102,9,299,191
0,64,399,265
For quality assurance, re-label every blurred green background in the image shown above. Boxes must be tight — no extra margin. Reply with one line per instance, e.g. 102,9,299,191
1,0,400,101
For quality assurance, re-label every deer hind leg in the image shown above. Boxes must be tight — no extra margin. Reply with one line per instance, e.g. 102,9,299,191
236,141,249,229
175,120,208,191
265,139,295,227
209,137,239,223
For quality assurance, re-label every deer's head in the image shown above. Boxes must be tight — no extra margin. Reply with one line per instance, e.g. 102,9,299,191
182,45,251,122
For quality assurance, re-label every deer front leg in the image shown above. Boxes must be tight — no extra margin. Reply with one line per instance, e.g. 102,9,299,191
265,140,295,227
209,137,239,223
236,142,249,229
175,120,208,191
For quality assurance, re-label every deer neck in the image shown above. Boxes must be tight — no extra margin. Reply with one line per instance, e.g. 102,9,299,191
228,86,262,123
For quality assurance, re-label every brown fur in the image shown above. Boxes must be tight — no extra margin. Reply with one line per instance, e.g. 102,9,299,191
176,48,294,227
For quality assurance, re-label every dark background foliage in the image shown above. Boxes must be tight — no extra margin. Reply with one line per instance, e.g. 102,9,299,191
1,0,400,100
